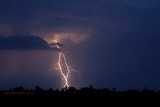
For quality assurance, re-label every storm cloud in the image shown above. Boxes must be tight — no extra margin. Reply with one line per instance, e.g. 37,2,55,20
0,35,58,50
0,0,160,90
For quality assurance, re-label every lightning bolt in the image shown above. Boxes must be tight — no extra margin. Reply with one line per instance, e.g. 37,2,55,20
51,40,74,89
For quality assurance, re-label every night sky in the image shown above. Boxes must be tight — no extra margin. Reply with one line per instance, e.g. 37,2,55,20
0,0,160,90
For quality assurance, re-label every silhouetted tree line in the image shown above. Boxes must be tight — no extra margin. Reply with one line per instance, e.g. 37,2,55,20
0,85,160,96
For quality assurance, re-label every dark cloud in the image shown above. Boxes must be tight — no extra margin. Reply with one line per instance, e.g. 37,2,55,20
50,42,64,46
0,0,160,38
0,35,58,50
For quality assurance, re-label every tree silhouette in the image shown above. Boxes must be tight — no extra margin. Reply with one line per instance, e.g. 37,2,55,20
13,86,24,92
0,85,160,97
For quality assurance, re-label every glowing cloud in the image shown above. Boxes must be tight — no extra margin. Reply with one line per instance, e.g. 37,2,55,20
52,32,90,45
31,27,91,45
